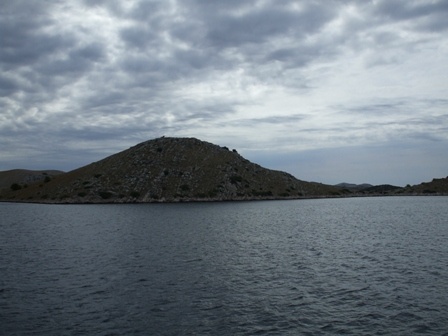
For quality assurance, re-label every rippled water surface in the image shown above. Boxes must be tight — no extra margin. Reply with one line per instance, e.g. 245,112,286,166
1,197,448,335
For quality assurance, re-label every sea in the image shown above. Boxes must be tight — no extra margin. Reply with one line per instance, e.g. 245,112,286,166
1,196,447,335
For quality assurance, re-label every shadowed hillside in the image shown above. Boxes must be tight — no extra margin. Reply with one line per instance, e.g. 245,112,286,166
0,169,64,191
1,137,339,203
403,176,448,195
334,178,448,196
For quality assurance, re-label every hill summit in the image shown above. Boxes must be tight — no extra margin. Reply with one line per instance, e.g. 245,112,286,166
2,137,337,203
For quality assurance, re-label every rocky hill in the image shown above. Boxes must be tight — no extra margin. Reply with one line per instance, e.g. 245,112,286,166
403,176,448,195
1,137,339,203
335,183,373,191
0,169,64,191
335,183,402,194
334,178,448,196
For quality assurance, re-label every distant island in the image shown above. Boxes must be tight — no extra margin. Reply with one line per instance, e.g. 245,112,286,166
1,137,447,203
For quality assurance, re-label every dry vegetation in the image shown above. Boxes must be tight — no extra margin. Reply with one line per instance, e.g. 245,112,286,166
1,137,339,203
2,137,446,203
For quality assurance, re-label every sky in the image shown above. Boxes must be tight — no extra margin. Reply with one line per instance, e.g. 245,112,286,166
1,0,447,186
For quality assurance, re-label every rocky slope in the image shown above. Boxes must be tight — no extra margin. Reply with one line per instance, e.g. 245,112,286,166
335,183,402,194
0,169,64,191
1,137,339,203
403,176,448,195
334,178,448,196
334,183,373,191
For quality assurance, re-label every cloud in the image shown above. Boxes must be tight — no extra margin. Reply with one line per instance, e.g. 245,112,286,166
1,0,447,185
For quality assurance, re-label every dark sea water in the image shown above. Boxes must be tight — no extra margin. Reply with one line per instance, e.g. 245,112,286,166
1,197,448,335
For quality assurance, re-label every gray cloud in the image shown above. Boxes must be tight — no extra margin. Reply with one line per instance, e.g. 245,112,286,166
374,0,448,24
1,0,447,185
202,4,332,47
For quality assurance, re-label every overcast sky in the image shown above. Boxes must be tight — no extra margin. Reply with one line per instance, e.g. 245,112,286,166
1,0,447,186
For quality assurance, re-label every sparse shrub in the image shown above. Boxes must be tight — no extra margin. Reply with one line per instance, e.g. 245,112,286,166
78,192,87,197
130,191,140,198
94,174,102,178
230,175,243,184
10,183,22,191
44,176,51,183
98,191,113,199
164,169,169,176
180,184,190,191
157,147,163,152
251,190,272,197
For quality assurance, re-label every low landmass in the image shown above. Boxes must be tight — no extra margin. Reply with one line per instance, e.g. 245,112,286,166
1,137,447,203
401,177,448,195
0,169,64,191
334,179,448,196
335,183,374,191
